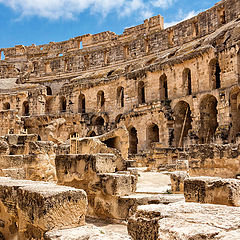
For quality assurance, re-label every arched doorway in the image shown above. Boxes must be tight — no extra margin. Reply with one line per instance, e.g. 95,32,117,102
199,95,218,143
78,94,86,113
146,123,159,148
60,96,67,112
117,86,124,108
128,127,138,154
138,81,145,104
209,59,221,89
3,102,10,110
97,91,105,109
22,101,29,116
173,101,192,147
159,73,168,100
182,68,192,95
46,86,52,95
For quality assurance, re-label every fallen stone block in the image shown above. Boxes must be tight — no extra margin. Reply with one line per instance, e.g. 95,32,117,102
128,202,240,240
184,176,240,206
170,171,189,193
0,177,87,240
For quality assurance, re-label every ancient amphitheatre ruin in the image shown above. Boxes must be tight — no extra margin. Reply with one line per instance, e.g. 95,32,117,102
0,0,240,239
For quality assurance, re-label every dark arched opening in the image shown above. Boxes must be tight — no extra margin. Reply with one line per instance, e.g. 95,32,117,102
129,127,138,154
46,86,52,95
160,74,168,100
199,95,218,143
3,102,10,110
115,114,123,124
182,68,192,95
173,101,192,147
117,86,124,108
97,91,105,109
209,59,221,89
60,96,67,112
94,116,105,126
78,94,86,113
138,81,146,104
23,101,29,116
146,123,159,148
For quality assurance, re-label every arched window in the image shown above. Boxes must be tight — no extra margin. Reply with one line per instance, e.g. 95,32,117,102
23,101,29,116
97,91,105,109
138,81,145,104
182,68,192,95
160,74,168,100
3,102,10,110
78,94,86,113
146,123,159,148
209,59,221,89
117,87,124,108
128,127,138,154
60,96,67,112
46,86,52,95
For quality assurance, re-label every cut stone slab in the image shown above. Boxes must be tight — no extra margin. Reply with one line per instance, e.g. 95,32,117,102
128,202,240,240
184,176,240,206
0,177,87,240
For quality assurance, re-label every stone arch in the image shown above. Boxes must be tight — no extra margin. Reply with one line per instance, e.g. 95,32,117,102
46,86,52,95
182,68,192,95
3,102,10,110
138,81,146,104
173,101,192,147
146,123,159,148
199,94,218,143
97,90,105,109
117,86,124,108
159,73,168,100
209,58,221,90
78,94,86,113
128,126,138,154
60,96,67,112
22,101,29,116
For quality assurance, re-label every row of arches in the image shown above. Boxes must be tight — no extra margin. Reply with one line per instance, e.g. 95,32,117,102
2,101,29,116
128,94,219,154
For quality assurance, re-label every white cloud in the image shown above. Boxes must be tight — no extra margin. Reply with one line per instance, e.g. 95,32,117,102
0,0,181,20
151,0,176,9
164,10,198,28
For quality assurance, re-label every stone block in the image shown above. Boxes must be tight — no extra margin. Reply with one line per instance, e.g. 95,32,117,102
170,171,189,193
99,173,137,196
128,202,240,240
184,176,240,206
0,177,87,240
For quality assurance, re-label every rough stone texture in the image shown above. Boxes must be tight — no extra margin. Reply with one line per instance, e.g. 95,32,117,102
56,154,137,220
44,225,131,240
170,171,189,193
128,202,240,240
184,176,240,206
0,177,87,240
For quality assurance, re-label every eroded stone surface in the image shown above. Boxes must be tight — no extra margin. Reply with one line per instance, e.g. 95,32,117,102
128,202,240,240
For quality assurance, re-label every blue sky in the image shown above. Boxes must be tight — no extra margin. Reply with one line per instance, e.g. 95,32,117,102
0,0,218,49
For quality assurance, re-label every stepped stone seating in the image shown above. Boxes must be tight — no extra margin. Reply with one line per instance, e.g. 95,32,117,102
128,202,240,240
0,177,87,240
184,176,240,206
